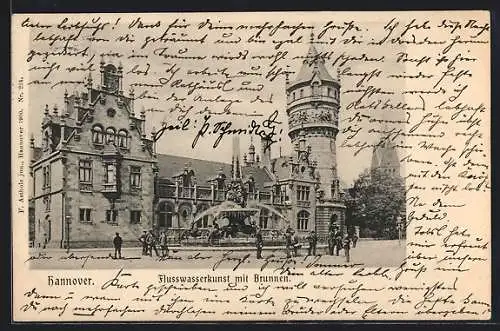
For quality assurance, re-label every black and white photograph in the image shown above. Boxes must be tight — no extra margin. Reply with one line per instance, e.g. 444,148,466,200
12,11,490,321
26,16,407,270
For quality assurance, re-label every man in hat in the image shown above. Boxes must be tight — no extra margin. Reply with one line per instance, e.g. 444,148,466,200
328,229,335,255
139,231,147,255
306,230,318,256
159,231,169,258
343,234,352,262
291,230,300,257
334,228,343,256
113,232,122,259
146,230,159,257
284,230,292,258
255,227,263,259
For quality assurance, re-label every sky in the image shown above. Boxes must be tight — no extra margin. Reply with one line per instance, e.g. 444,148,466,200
25,13,409,186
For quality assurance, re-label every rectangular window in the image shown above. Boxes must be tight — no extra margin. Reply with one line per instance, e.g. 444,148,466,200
130,166,141,188
47,164,51,189
104,163,116,184
79,208,92,223
297,185,310,201
130,210,141,224
106,210,118,224
42,165,52,192
79,160,92,183
42,167,46,188
44,196,51,212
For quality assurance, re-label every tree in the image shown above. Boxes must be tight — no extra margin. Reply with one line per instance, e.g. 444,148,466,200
349,169,406,239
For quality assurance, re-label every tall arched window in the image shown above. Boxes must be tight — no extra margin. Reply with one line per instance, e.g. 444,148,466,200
158,203,173,228
118,129,128,148
106,127,116,145
297,210,309,230
92,125,104,144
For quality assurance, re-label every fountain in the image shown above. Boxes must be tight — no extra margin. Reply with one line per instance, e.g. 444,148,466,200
179,136,287,246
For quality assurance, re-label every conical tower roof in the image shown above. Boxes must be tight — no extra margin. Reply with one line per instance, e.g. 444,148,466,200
292,44,336,85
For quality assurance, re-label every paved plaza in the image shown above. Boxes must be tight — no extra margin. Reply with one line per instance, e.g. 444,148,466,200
28,240,406,270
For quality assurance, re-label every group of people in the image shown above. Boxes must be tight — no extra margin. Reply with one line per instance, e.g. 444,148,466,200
253,226,359,261
112,230,170,259
327,227,359,262
111,227,359,261
139,230,169,258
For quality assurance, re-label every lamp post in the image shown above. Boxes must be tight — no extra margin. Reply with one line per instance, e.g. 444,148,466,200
396,216,402,246
65,216,72,253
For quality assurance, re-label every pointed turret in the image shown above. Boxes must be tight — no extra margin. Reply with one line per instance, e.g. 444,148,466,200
292,36,336,86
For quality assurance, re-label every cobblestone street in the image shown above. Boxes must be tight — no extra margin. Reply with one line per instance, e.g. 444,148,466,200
28,240,406,270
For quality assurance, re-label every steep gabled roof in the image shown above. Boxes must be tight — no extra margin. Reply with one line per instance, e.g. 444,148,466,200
157,154,272,190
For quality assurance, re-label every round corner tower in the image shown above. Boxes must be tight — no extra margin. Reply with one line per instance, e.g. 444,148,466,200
286,40,346,236
286,42,341,200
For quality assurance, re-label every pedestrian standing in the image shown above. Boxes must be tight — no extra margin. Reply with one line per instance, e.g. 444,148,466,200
146,230,159,257
159,231,169,257
255,227,263,259
343,235,351,262
285,231,292,258
291,230,300,257
334,230,343,256
139,231,147,255
352,233,358,248
306,230,318,256
328,230,335,255
113,232,122,259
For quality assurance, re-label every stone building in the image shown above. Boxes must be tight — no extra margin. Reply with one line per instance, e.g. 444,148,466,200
29,59,157,248
29,43,346,248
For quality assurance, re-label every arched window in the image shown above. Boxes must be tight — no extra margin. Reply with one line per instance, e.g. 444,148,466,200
92,125,104,144
106,127,116,145
118,129,128,148
297,210,309,230
292,92,295,100
300,89,303,98
158,203,173,228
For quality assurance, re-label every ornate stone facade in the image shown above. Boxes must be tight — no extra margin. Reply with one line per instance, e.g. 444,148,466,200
29,44,347,247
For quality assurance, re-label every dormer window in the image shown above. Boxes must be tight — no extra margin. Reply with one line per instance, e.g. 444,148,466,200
312,82,319,96
92,125,104,145
103,64,120,92
118,129,128,148
106,127,116,145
